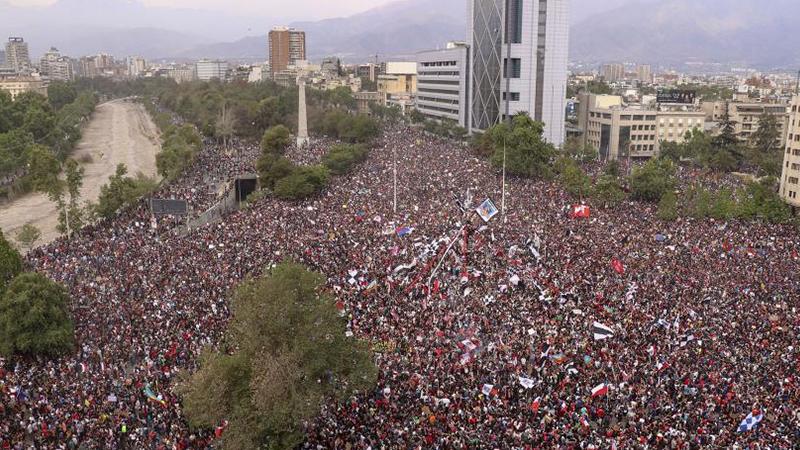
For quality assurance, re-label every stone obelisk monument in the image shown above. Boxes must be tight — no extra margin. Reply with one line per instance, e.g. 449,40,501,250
296,80,310,148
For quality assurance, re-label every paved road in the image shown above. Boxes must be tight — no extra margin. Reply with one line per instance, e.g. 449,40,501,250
0,99,161,248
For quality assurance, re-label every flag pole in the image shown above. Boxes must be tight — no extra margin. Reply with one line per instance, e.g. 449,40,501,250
502,135,507,223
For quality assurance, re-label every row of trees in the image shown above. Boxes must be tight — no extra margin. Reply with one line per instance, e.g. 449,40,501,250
312,110,381,143
0,230,75,358
476,113,793,224
179,263,377,449
0,83,97,200
660,110,783,176
155,124,203,180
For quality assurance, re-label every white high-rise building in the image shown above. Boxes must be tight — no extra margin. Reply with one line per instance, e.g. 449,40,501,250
195,59,228,82
127,56,147,78
5,37,30,73
467,0,569,146
40,47,73,81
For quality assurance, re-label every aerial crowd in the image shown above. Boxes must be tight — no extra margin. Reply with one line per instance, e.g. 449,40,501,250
0,122,798,449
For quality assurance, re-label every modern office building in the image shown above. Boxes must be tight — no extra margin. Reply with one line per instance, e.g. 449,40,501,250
5,37,30,73
779,95,800,206
195,59,228,81
467,0,569,145
577,93,706,160
269,27,306,75
416,42,470,127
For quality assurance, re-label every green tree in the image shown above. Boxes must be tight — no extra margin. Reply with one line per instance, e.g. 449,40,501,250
28,145,61,196
748,112,781,176
709,104,744,170
47,81,78,111
15,224,41,251
0,272,75,357
603,159,621,177
487,114,556,179
94,164,159,219
657,191,679,221
256,154,296,190
562,137,598,162
593,174,626,207
273,165,330,200
179,263,377,450
261,125,292,155
58,158,85,235
740,177,793,223
0,129,35,177
321,144,368,175
559,163,591,198
0,230,23,294
629,158,676,202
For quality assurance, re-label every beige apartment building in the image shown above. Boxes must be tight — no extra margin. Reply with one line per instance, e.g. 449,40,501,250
779,95,800,207
0,76,47,100
702,100,789,146
578,93,705,160
377,62,417,106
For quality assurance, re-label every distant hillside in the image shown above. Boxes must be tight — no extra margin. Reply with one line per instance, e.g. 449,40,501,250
569,0,800,66
179,0,466,61
2,0,797,67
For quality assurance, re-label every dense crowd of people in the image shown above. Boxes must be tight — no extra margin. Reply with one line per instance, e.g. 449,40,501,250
1,123,798,449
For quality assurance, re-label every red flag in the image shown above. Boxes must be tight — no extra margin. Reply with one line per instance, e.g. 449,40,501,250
611,258,625,275
531,396,541,413
571,204,591,219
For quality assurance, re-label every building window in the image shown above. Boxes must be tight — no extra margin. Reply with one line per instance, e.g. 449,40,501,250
790,177,799,185
502,92,521,101
506,0,523,44
504,58,521,78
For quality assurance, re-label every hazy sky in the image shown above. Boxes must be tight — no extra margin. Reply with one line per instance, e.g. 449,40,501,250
6,0,399,20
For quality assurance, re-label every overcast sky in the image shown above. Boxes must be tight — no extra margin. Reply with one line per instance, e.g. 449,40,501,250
5,0,400,20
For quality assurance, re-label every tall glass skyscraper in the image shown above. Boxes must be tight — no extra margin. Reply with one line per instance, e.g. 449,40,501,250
467,0,569,146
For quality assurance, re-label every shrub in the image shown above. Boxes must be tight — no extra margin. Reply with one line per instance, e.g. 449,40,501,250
0,272,75,357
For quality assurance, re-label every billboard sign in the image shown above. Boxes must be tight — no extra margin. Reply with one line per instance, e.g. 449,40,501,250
150,198,189,216
657,90,696,104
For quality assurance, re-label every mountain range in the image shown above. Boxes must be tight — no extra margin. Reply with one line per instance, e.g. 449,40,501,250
0,0,797,67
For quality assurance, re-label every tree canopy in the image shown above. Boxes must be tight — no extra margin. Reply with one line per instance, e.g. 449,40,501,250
0,272,75,357
0,230,23,294
261,125,292,155
179,263,377,449
629,158,676,202
478,113,557,179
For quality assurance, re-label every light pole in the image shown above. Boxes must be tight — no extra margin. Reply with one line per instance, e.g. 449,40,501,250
392,144,397,216
501,135,507,223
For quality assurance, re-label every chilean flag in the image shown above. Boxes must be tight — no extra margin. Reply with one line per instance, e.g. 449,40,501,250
611,258,625,275
591,383,609,398
571,204,591,219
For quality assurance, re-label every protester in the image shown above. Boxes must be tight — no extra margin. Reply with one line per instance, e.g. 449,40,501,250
1,123,797,449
